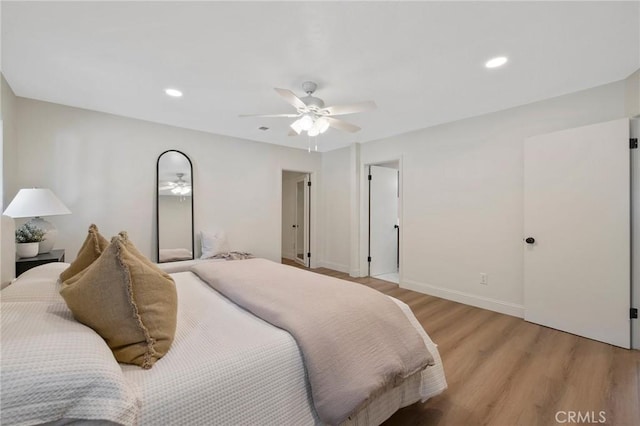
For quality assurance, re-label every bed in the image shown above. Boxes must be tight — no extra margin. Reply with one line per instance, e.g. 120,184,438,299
158,248,192,263
1,260,447,426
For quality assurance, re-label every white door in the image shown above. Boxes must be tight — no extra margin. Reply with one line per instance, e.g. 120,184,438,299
295,178,305,265
294,174,310,267
524,118,630,348
370,165,399,276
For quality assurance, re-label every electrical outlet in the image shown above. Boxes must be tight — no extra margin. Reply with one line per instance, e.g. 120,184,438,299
480,273,488,285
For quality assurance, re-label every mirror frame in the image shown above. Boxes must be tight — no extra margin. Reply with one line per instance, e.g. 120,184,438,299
156,149,194,263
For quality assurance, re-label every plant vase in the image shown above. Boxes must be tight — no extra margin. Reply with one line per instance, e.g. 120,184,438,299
16,242,39,259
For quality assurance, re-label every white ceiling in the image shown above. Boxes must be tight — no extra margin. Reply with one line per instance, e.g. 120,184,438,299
2,1,639,152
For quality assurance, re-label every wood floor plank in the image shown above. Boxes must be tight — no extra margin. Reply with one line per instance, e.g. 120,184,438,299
281,259,640,425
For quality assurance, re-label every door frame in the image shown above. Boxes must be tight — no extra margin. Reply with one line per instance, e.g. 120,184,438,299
280,169,317,268
358,157,403,279
631,118,639,349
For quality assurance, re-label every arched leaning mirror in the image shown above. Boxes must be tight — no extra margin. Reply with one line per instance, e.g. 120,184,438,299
157,150,194,263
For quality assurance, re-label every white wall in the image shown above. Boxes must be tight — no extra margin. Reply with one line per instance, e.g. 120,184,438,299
343,78,631,317
8,97,321,266
2,74,18,208
1,73,18,285
349,144,361,277
319,146,351,273
625,69,639,118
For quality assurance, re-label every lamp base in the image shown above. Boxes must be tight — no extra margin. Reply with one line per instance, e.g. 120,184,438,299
27,217,57,254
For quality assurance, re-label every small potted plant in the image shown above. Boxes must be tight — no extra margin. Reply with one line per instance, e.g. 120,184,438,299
15,222,46,258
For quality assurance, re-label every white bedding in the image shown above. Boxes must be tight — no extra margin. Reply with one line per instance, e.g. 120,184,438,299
158,248,192,263
0,263,447,426
155,258,222,274
1,265,140,426
123,271,447,425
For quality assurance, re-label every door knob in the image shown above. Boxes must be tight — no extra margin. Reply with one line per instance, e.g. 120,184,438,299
525,237,535,244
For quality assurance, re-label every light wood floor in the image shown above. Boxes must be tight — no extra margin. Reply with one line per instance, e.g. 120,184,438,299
282,259,640,426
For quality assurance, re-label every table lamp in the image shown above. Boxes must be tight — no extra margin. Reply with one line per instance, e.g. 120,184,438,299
3,188,72,254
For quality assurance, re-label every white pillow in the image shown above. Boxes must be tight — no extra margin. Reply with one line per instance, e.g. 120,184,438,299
200,230,230,259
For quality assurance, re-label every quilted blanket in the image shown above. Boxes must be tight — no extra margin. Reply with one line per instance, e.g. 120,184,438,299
0,265,141,425
191,258,434,425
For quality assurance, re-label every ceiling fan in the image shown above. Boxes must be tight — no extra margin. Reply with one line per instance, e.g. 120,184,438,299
159,173,191,196
240,81,376,137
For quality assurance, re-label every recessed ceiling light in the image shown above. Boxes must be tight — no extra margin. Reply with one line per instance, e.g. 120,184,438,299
164,88,183,97
485,56,508,69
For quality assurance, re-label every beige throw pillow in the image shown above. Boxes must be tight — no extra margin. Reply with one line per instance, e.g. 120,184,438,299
59,224,109,282
60,234,178,369
118,231,158,269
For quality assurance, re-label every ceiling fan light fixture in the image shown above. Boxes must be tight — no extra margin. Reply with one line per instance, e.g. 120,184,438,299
316,117,330,134
307,117,329,137
166,172,191,196
290,119,303,134
171,186,190,195
299,114,314,131
240,81,376,140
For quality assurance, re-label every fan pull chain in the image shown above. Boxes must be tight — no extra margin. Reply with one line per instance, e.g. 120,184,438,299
307,134,311,153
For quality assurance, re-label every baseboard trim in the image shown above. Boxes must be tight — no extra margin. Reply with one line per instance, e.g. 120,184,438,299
318,260,350,273
402,279,524,318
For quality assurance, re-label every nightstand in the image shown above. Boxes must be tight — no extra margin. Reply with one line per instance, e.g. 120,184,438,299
15,249,66,276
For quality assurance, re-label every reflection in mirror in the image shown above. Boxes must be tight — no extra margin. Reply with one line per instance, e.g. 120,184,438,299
157,150,194,263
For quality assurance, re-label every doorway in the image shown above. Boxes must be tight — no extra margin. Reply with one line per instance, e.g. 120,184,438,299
282,171,311,267
368,162,400,283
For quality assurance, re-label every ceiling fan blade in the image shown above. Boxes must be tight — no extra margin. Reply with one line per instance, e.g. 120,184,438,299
321,101,377,116
288,129,300,137
325,117,361,133
239,113,300,118
274,88,307,110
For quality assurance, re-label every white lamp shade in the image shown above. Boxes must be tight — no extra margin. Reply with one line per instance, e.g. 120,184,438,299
317,117,330,134
299,114,314,131
290,119,304,135
3,188,71,218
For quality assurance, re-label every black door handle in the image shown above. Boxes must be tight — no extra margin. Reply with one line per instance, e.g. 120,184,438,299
525,237,535,244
